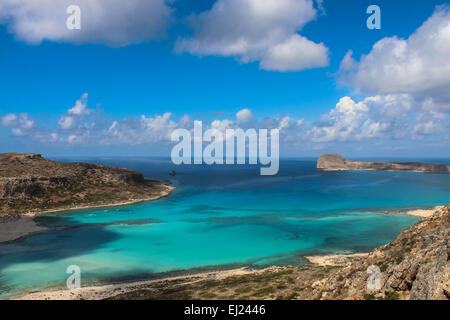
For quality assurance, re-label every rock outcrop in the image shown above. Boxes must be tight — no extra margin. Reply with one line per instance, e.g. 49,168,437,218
310,205,449,300
0,153,173,216
317,154,450,173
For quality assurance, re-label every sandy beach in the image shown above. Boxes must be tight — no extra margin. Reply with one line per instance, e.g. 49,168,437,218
14,266,262,300
402,206,444,218
304,253,369,267
11,254,369,300
383,205,444,218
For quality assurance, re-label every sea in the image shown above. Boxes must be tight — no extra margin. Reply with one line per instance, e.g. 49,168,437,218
0,157,449,298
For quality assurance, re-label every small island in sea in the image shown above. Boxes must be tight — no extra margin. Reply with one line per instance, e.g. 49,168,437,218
317,154,450,173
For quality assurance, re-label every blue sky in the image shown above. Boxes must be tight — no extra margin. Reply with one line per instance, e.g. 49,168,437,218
0,0,449,157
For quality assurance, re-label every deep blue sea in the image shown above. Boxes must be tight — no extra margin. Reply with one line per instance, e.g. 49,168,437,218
0,158,449,298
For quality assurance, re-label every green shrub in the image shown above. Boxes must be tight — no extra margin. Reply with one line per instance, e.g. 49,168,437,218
384,291,400,300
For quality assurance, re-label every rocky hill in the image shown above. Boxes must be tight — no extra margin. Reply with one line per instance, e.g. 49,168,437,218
0,153,174,217
309,205,449,300
317,154,450,173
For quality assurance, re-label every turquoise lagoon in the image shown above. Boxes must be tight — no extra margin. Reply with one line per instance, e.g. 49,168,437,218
0,158,449,297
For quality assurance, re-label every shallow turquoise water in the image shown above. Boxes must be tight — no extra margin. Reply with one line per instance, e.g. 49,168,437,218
0,159,449,297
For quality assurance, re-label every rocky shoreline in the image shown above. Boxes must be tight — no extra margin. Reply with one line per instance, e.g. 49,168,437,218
308,205,449,300
0,153,176,217
0,184,174,244
0,152,176,243
317,154,450,173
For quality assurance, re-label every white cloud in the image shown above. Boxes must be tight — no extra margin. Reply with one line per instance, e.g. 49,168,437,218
333,6,450,146
413,111,446,137
68,134,78,143
0,0,173,47
260,34,329,71
337,50,356,72
176,0,329,71
101,107,299,147
1,92,447,152
211,119,234,132
1,113,34,136
309,94,449,143
1,113,17,126
236,108,253,123
68,93,90,115
100,112,183,145
310,97,369,142
339,6,450,102
58,93,92,130
413,121,437,136
58,116,76,130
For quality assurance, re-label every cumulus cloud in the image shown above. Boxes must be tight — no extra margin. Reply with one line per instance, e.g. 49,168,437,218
339,6,450,102
1,113,18,126
310,97,370,142
58,116,76,130
1,93,447,152
260,34,329,71
58,93,92,130
5,99,296,146
236,108,253,123
104,112,181,145
332,6,450,147
412,110,447,137
0,0,173,47
175,0,329,71
309,94,449,143
1,113,34,136
67,93,91,115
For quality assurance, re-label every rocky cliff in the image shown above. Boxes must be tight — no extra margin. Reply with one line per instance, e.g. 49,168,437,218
310,205,449,300
0,153,173,216
317,154,450,173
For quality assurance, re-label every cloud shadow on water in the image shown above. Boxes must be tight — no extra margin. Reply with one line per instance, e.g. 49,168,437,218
0,216,126,271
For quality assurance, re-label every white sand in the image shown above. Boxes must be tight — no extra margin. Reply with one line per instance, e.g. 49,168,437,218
304,253,369,267
14,267,263,300
402,206,444,218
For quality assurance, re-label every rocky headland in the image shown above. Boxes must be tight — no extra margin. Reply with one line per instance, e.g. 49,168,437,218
0,153,174,242
317,154,450,173
306,205,449,300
